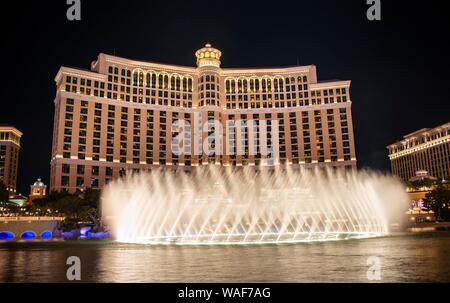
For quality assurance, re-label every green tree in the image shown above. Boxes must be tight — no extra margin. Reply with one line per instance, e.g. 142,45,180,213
81,188,101,209
54,195,85,220
81,188,101,225
424,185,450,221
0,182,9,203
27,188,102,228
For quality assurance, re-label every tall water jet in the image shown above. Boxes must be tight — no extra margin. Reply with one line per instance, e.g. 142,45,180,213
101,166,407,245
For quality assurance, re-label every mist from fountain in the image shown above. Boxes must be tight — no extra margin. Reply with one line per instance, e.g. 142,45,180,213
101,166,407,245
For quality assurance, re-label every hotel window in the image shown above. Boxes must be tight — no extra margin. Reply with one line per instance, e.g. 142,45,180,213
61,176,69,187
77,165,84,175
62,164,70,174
92,166,99,176
106,167,113,177
91,178,99,188
75,177,84,187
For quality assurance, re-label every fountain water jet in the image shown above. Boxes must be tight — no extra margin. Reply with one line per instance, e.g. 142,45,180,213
101,166,407,245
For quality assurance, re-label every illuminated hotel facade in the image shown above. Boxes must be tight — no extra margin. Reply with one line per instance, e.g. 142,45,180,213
387,122,450,182
0,126,22,193
50,44,356,192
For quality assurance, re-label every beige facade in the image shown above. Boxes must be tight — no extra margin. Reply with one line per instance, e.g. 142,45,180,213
29,178,47,203
0,126,22,193
50,44,357,193
387,122,450,182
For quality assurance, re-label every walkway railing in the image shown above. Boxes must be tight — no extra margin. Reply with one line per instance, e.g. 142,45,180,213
0,217,65,222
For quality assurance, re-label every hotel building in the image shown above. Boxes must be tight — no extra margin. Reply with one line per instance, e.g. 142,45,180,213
50,44,356,192
0,125,22,193
387,122,450,182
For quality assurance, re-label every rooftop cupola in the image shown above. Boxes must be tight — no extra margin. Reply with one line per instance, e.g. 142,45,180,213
195,43,222,68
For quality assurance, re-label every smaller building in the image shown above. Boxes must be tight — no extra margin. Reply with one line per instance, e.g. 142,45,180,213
29,178,47,203
387,122,450,182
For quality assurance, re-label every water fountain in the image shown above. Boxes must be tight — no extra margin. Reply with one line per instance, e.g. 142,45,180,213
101,166,407,245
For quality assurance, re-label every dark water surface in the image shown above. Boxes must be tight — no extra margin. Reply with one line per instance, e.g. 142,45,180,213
1,232,450,282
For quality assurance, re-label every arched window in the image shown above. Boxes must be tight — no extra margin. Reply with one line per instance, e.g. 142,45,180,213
176,77,181,91
158,74,163,88
163,75,169,89
138,72,144,87
133,71,139,86
151,74,157,88
230,80,236,94
238,79,243,93
188,78,193,92
183,78,188,91
170,76,176,90
146,73,151,87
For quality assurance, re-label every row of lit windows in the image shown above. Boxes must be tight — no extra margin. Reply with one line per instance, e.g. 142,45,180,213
131,71,194,92
0,132,21,145
60,97,352,162
225,75,309,94
0,146,6,178
62,72,352,114
225,94,349,109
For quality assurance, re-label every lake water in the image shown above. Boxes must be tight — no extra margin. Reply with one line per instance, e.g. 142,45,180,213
1,232,450,282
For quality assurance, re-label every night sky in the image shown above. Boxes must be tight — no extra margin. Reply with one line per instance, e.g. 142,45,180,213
1,0,449,194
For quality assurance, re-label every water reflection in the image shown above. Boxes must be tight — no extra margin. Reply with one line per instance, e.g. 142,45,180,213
1,233,450,282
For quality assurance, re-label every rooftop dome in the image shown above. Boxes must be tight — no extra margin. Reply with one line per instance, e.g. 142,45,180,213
195,43,222,68
33,178,46,187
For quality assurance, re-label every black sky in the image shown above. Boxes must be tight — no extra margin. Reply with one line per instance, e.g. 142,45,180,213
0,0,449,194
